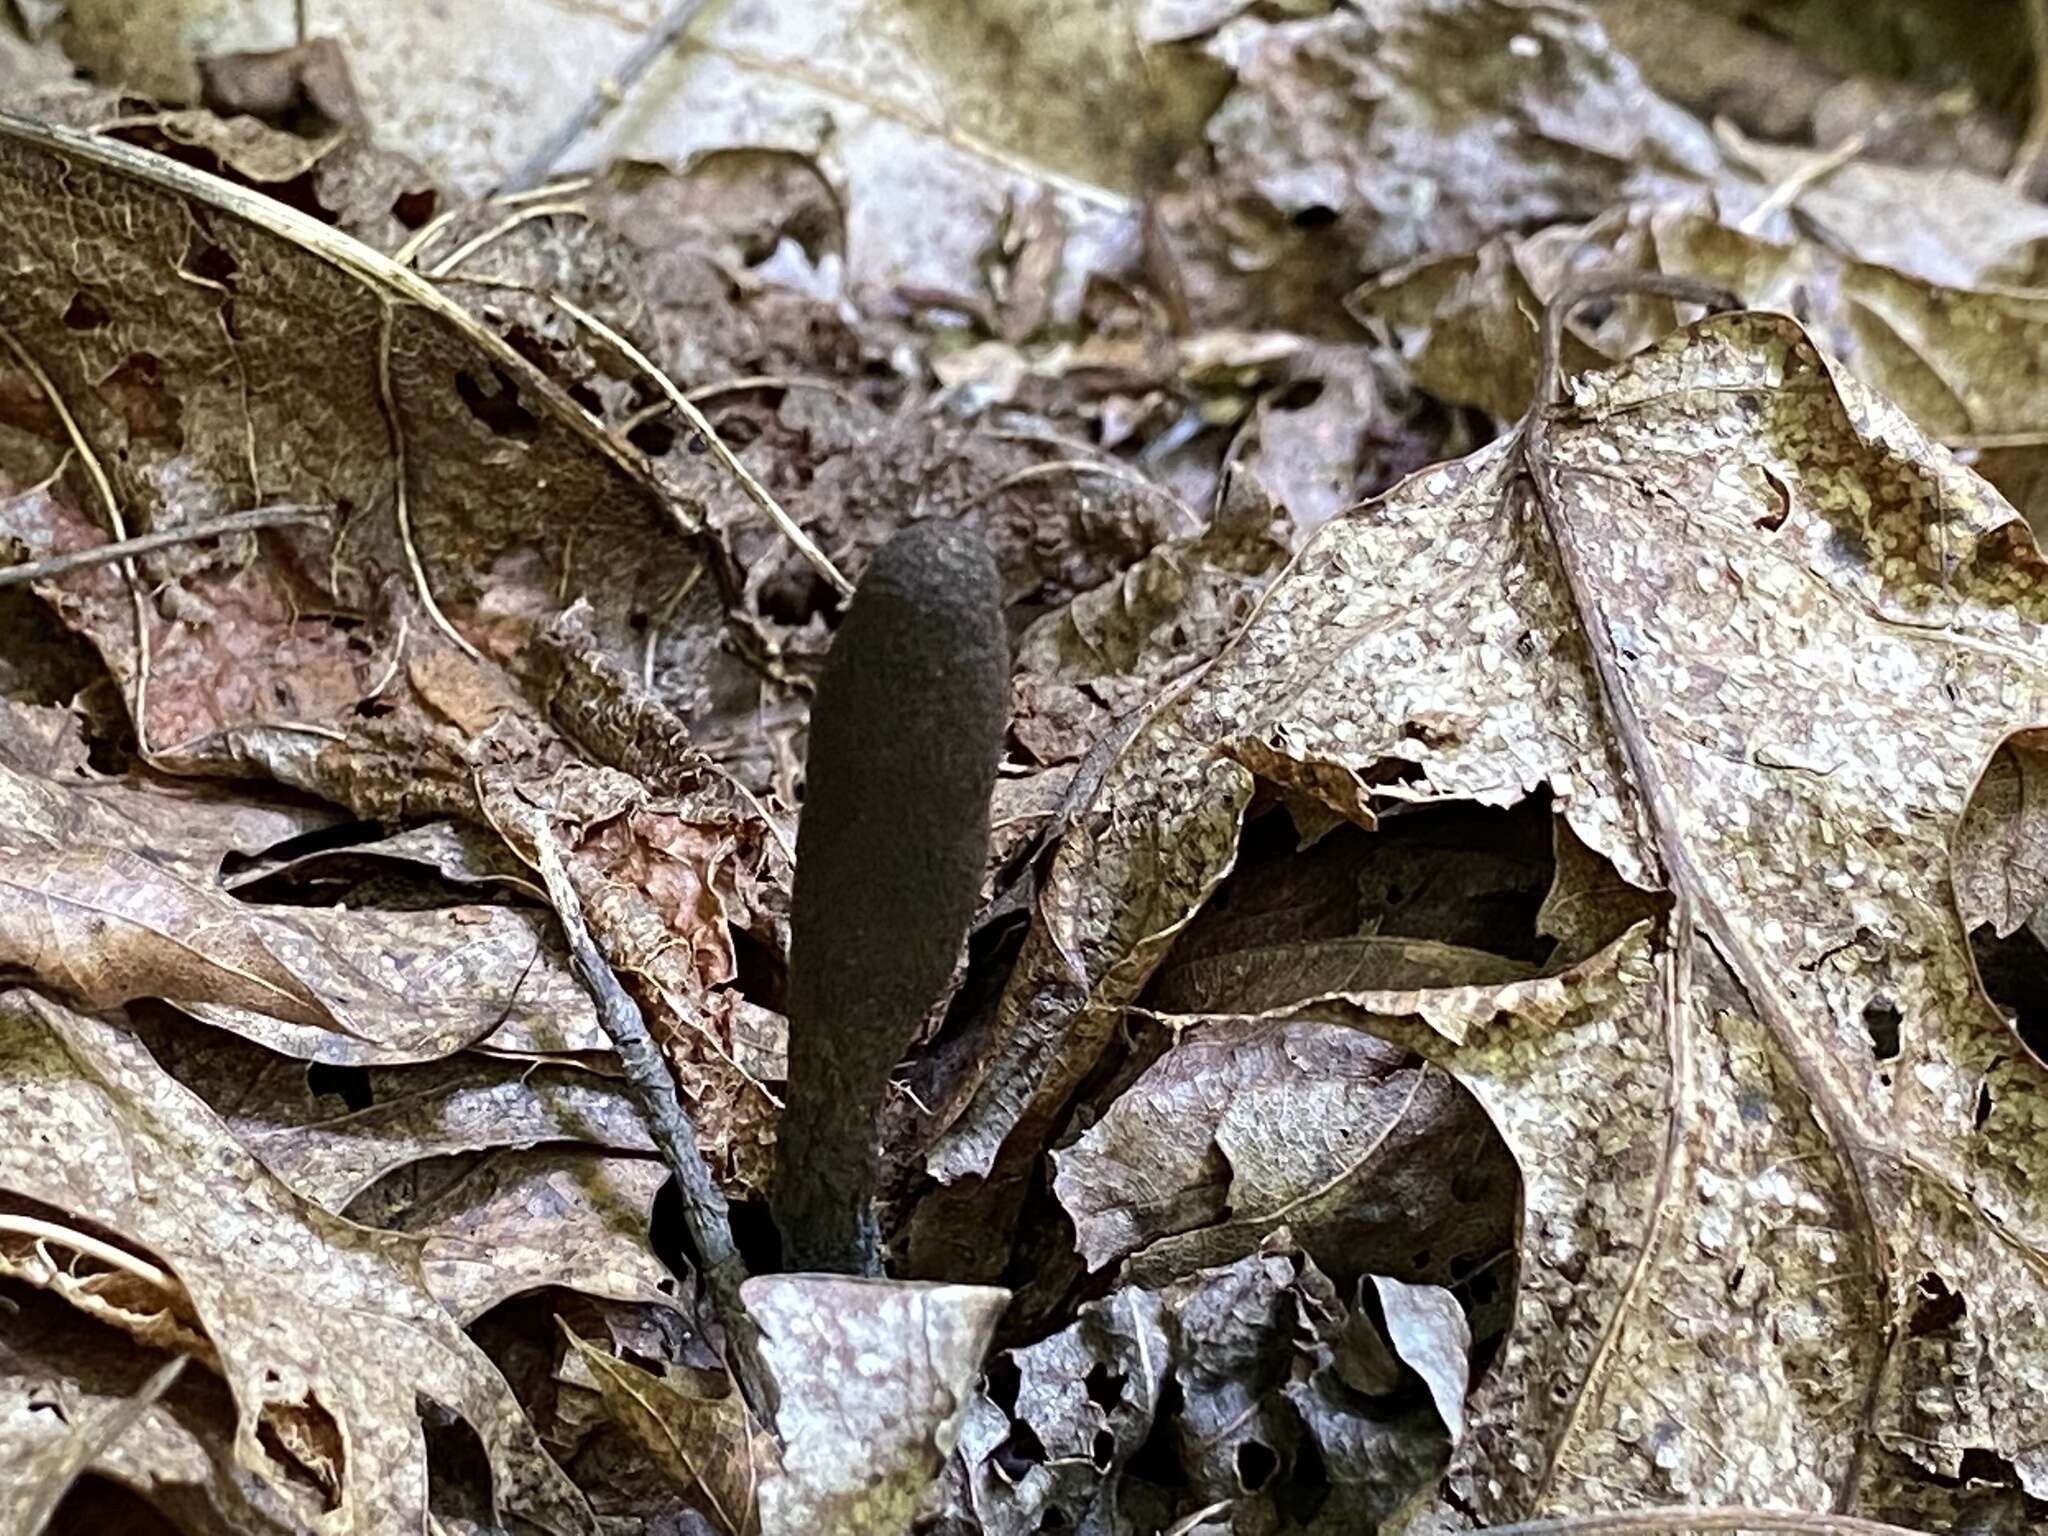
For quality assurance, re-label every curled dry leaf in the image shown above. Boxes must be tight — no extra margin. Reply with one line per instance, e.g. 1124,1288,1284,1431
941,1242,1457,1534
0,700,607,1064
1052,1017,1518,1292
926,309,2048,1520
0,989,597,1534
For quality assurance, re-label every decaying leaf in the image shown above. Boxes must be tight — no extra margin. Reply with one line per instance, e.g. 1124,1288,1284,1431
940,1241,1460,1533
928,308,2048,1520
744,1275,1009,1535
564,1329,765,1536
0,989,598,1533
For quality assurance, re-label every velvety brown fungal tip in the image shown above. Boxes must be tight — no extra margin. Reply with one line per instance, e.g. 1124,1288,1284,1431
772,519,1008,1274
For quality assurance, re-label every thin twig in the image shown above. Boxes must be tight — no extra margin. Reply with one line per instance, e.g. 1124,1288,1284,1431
549,293,853,598
642,559,705,691
501,0,712,194
1738,129,1871,235
1480,1508,1930,1536
0,1214,176,1292
522,815,775,1428
0,504,329,590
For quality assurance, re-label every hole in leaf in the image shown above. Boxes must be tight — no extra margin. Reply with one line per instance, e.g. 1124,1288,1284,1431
1236,1439,1279,1491
454,367,541,442
1084,1361,1124,1412
185,234,240,288
1862,998,1902,1061
992,1418,1047,1479
306,1062,372,1111
62,291,111,330
1909,1272,1965,1336
392,187,437,228
628,416,678,457
1091,1428,1115,1471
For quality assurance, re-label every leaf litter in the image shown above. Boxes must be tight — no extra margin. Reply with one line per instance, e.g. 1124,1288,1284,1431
5,2,2048,1533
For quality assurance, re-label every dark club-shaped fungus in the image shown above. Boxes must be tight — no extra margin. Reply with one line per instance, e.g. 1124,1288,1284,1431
772,519,1008,1275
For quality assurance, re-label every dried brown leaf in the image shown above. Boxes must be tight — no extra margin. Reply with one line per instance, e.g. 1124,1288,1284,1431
564,1331,764,1536
1153,0,1753,333
0,989,596,1533
927,310,2048,1519
1053,1017,1516,1289
359,1151,675,1326
743,1275,1008,1536
0,1291,303,1535
141,1017,654,1212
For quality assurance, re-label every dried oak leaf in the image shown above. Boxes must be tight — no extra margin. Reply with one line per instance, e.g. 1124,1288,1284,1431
0,989,597,1534
1355,195,2048,534
0,1291,305,1535
563,1332,765,1536
1151,0,1753,334
0,116,792,1188
927,310,2048,1521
